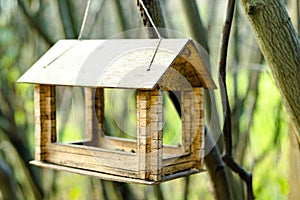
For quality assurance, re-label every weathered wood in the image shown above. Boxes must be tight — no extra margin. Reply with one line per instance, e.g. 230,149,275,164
93,135,188,157
85,87,105,145
32,84,205,183
44,142,139,178
23,37,213,184
137,88,163,181
30,160,142,183
162,161,197,176
97,136,137,152
17,39,216,90
30,160,202,185
182,90,192,152
85,88,95,141
95,88,105,135
161,151,200,176
179,40,216,88
34,85,56,161
190,88,205,169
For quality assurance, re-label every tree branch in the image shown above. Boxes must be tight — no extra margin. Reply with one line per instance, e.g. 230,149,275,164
17,0,54,45
219,0,235,156
240,0,300,144
204,128,233,200
57,0,77,39
137,0,167,38
218,0,254,199
180,0,209,52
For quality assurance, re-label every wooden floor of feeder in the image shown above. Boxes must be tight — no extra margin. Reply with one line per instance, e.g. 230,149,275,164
30,160,203,185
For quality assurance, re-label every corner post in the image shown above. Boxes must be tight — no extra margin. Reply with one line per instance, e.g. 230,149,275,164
137,88,163,181
190,87,204,169
85,88,104,145
34,84,56,161
182,90,192,152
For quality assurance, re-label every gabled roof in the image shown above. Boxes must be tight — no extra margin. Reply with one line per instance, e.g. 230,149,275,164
18,39,216,89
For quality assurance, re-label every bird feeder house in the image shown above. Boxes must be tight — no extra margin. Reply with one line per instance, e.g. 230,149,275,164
18,39,216,184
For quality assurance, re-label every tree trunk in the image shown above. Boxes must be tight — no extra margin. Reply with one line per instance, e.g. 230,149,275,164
205,131,233,200
137,0,167,38
239,0,300,142
180,0,209,52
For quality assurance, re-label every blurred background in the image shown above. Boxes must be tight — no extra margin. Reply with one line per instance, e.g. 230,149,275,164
0,0,299,199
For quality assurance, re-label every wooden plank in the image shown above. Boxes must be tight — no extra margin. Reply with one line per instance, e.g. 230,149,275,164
179,40,217,89
162,153,193,166
162,161,197,176
30,161,149,184
30,160,203,185
18,39,217,89
158,67,196,90
34,85,56,161
44,143,139,178
45,150,139,176
137,90,150,179
182,90,192,153
159,39,217,90
46,143,136,158
85,88,94,141
190,87,205,170
85,87,105,144
163,145,185,157
136,89,163,181
98,136,137,153
18,39,191,89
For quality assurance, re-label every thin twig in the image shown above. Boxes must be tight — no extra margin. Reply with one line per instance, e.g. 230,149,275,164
218,0,254,199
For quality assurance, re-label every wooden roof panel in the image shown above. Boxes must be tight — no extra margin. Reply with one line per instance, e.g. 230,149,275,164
18,39,216,89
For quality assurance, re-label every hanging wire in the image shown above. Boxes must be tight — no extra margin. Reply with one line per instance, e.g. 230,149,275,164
138,0,162,39
147,38,162,71
78,0,92,40
77,0,162,71
43,0,93,67
138,0,164,71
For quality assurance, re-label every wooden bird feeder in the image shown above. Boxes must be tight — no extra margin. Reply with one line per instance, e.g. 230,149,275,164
18,39,216,184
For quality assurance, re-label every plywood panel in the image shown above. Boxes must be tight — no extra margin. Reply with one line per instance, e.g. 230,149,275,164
18,39,187,88
18,39,216,89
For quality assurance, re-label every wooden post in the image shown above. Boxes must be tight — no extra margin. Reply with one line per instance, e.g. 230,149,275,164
181,90,192,152
95,88,105,137
34,84,56,161
85,88,104,145
181,88,204,169
137,88,163,181
190,87,204,169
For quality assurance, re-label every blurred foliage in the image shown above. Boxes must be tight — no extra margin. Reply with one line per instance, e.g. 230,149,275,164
0,0,297,199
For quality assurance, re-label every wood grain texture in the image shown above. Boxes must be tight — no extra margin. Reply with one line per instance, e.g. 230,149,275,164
137,88,163,181
18,39,216,89
190,88,205,169
32,84,205,183
30,160,202,185
27,38,211,182
34,85,56,161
